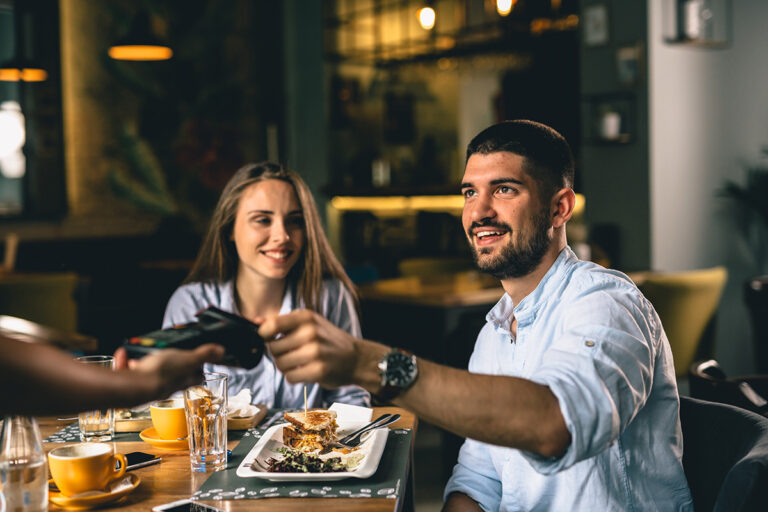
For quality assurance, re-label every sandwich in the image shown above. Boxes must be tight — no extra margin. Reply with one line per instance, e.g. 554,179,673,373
282,409,338,453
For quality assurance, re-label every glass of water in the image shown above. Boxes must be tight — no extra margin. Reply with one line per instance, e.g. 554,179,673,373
75,355,115,442
184,372,228,472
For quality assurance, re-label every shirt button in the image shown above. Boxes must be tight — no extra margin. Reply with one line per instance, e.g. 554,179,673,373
585,340,596,347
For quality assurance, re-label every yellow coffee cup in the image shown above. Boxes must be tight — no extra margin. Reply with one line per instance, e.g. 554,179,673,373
150,398,188,440
47,443,127,497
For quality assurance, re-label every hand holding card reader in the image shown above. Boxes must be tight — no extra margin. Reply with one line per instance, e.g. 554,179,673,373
123,306,265,368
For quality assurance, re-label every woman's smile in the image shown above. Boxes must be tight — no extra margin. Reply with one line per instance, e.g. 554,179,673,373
232,179,306,281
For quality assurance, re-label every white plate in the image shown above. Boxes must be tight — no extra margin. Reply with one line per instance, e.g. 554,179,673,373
236,423,389,481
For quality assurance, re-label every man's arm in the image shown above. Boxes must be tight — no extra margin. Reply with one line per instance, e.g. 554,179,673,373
0,336,224,416
443,437,503,511
261,310,570,457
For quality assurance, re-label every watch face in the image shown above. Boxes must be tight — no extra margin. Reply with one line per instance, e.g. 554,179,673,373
387,352,416,387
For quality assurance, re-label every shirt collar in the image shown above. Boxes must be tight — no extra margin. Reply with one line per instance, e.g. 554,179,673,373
225,278,296,316
486,246,578,331
280,282,295,314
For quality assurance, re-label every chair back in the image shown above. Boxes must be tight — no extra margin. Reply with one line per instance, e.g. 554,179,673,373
0,272,79,333
680,396,768,511
638,266,727,377
689,359,768,416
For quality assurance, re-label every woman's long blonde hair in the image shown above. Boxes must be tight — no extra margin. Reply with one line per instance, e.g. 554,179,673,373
185,162,357,312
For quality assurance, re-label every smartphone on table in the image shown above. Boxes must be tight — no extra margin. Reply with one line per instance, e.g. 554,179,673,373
152,499,225,512
125,451,161,470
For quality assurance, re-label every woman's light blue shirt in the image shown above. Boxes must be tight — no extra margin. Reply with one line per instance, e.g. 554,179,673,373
163,278,370,409
444,247,693,511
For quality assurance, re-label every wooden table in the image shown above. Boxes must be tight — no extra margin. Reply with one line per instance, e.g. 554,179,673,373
358,270,503,308
39,407,416,511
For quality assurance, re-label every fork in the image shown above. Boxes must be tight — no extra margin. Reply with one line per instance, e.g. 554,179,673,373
336,413,401,447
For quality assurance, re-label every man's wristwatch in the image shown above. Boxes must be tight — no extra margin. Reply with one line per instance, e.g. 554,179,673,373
375,348,419,402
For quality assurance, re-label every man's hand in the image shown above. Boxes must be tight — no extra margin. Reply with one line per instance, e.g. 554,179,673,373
259,310,359,388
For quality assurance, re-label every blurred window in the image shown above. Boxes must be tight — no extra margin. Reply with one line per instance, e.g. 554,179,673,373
0,0,66,219
0,6,23,215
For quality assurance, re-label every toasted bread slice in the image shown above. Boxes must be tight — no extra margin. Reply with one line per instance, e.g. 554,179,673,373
283,409,337,432
282,409,339,452
283,425,326,452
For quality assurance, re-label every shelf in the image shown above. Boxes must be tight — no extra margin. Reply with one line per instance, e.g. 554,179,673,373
584,134,632,146
323,183,461,197
582,93,635,146
663,37,729,49
324,0,579,68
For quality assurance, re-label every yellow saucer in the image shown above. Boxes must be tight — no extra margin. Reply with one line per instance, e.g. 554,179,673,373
49,473,140,510
139,427,188,450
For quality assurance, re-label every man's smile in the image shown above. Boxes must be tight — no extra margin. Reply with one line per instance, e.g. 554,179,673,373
471,224,510,247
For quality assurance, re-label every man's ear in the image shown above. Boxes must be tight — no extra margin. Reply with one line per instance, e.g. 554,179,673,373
551,188,575,228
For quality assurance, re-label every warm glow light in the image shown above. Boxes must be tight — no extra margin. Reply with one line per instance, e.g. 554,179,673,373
331,195,464,212
20,68,47,82
327,194,584,216
0,101,26,178
573,193,586,218
418,7,436,30
0,102,24,158
108,45,173,61
0,68,21,82
496,0,516,17
531,14,579,35
0,67,47,82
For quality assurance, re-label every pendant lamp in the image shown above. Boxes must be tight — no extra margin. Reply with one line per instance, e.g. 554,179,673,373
108,11,172,61
0,6,47,82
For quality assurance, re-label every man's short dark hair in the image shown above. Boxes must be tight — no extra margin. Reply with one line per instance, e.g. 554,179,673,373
466,120,575,202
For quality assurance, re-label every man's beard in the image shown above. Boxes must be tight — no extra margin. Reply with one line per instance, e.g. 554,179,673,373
468,210,552,279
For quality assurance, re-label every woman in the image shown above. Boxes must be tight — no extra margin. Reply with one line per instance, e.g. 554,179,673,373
163,162,370,408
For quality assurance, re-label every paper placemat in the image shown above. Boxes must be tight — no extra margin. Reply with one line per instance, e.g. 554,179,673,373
44,408,290,443
45,424,142,443
193,428,413,500
44,423,247,443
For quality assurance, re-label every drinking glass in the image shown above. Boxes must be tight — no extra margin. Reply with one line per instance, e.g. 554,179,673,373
75,355,115,442
184,373,228,472
0,416,47,512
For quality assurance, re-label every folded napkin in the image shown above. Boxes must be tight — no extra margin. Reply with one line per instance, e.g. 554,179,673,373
227,389,260,418
329,402,373,432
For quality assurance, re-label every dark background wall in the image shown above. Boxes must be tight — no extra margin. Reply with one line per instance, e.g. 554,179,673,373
579,0,650,272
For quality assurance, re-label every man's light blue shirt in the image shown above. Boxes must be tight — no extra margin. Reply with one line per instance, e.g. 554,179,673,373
444,247,693,511
163,278,370,409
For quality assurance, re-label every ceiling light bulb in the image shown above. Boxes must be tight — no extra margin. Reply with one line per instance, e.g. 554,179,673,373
418,7,436,30
497,0,515,16
0,101,25,159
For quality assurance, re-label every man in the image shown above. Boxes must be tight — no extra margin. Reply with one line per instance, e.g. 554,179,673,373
0,335,223,416
260,120,692,511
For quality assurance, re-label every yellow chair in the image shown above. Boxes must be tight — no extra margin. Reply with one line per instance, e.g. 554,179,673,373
0,272,80,334
637,267,728,377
